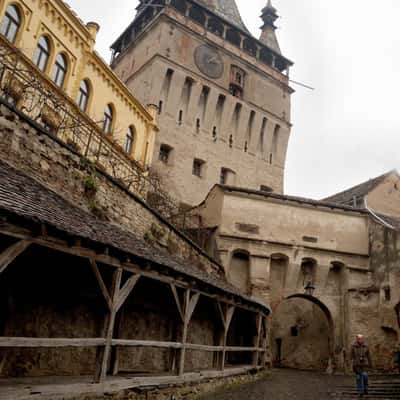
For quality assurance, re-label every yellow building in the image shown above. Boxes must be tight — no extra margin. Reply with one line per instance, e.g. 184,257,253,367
0,0,157,167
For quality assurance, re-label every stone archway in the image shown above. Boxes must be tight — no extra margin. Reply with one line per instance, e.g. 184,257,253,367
271,294,335,371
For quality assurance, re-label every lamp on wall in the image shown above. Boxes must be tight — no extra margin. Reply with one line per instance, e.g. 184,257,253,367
304,281,315,296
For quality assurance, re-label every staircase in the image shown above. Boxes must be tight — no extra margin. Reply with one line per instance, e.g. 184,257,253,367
331,377,400,399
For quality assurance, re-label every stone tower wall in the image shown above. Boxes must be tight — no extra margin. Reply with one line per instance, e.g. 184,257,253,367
112,9,292,205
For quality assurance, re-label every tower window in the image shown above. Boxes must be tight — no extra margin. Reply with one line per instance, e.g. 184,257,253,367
229,135,233,148
158,100,163,115
195,118,200,133
220,168,228,185
207,18,224,37
229,66,245,99
159,144,172,164
212,126,217,142
1,5,21,44
178,110,183,125
192,159,205,177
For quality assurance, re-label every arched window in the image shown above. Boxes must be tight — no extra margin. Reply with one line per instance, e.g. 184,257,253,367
33,36,51,72
124,126,135,154
52,53,68,88
102,104,114,134
0,4,21,43
77,80,90,112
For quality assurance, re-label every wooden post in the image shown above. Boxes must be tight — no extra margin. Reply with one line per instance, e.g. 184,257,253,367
0,240,31,275
261,315,269,367
111,308,124,376
253,313,263,367
97,268,122,382
217,302,235,371
178,290,200,376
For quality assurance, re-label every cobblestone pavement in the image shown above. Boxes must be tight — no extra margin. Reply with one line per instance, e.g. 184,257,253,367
197,369,354,400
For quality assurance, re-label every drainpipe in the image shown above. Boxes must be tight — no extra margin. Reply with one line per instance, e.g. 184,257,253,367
364,197,395,230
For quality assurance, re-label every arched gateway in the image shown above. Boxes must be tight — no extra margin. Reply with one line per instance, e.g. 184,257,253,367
271,294,335,371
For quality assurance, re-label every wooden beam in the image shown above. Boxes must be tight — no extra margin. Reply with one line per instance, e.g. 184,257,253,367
221,305,235,371
112,339,182,349
178,290,200,376
170,284,184,322
0,221,268,314
114,274,140,313
0,337,106,347
0,240,31,275
89,259,112,311
253,313,263,367
98,268,122,382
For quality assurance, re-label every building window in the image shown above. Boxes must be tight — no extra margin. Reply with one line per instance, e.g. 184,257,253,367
52,53,68,88
220,168,228,185
158,100,163,114
0,5,21,44
192,159,204,177
229,66,245,99
33,36,51,72
178,109,183,125
212,126,217,142
159,144,172,164
124,126,135,154
103,104,114,134
195,118,200,133
77,80,90,112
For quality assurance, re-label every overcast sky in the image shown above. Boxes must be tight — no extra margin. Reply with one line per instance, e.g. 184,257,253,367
67,0,400,199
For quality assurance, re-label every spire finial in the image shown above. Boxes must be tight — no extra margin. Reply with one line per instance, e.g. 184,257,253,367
261,0,278,29
259,0,281,53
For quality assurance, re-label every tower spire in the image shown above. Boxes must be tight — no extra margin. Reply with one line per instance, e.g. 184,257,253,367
259,0,281,54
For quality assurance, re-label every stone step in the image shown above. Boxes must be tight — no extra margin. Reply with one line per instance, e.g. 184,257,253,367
331,381,400,399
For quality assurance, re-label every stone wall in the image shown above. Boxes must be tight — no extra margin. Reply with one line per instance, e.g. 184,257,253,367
67,370,266,400
365,220,400,370
0,102,223,278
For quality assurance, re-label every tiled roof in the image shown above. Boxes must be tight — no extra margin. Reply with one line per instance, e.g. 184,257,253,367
217,185,367,214
0,159,268,311
323,171,397,206
195,0,249,32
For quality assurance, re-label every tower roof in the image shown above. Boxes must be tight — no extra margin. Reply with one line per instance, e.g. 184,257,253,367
259,0,281,54
195,0,249,31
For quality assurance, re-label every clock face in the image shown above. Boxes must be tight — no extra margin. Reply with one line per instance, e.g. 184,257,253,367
194,45,224,79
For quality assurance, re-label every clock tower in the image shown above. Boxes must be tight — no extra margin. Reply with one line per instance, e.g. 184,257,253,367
111,0,293,206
